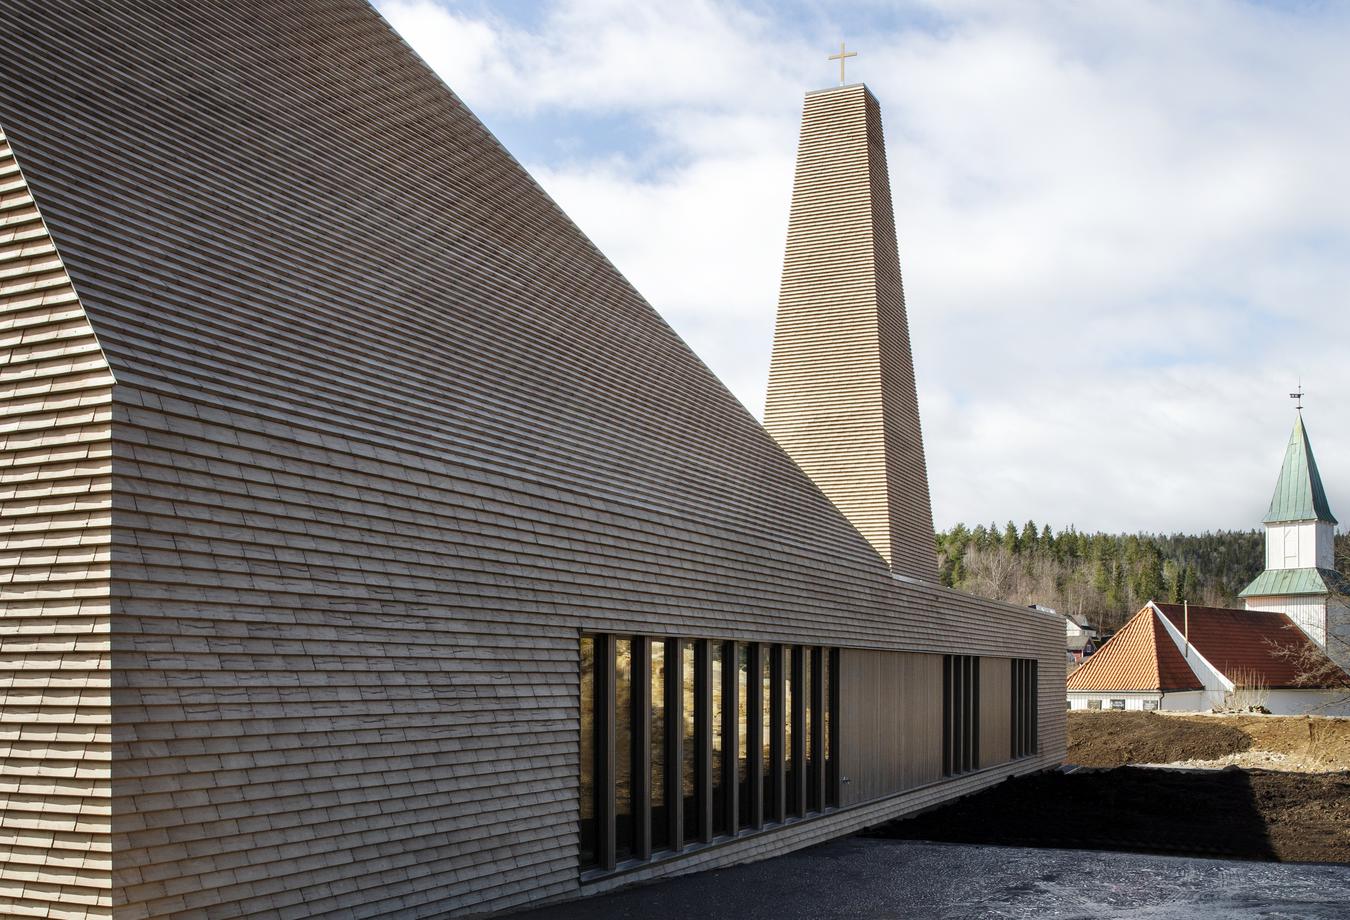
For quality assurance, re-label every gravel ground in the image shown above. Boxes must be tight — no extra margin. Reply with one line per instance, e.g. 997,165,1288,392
506,838,1350,919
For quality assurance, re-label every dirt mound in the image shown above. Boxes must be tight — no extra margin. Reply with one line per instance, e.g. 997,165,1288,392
1068,711,1251,767
1226,715,1350,767
871,767,1350,864
1068,711,1350,770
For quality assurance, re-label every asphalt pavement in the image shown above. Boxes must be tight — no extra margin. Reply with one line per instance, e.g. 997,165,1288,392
508,837,1350,920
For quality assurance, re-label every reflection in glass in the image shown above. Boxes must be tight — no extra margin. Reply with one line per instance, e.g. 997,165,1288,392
651,640,669,850
682,641,698,844
824,648,835,807
805,647,816,813
761,647,774,821
737,644,750,829
580,636,597,866
615,639,633,859
784,645,796,817
712,642,727,835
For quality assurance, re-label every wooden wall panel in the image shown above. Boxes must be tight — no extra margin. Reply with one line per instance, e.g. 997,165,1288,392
0,127,113,919
0,5,1070,917
839,650,942,805
979,657,1012,769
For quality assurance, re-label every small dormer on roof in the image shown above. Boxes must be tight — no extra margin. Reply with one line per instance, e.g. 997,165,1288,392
1265,412,1337,525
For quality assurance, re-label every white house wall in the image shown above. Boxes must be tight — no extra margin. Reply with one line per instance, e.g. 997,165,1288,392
1067,691,1162,711
1264,521,1334,570
1326,599,1350,674
1264,690,1350,717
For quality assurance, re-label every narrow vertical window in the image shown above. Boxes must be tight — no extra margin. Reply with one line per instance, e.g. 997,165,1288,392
804,648,814,812
651,641,668,849
783,645,795,817
825,647,837,807
763,648,776,822
580,636,597,867
614,639,634,860
737,644,751,830
711,641,727,836
943,654,979,775
682,641,697,845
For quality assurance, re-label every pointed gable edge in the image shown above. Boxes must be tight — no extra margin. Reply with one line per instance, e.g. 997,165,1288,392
1264,414,1337,525
1068,605,1203,693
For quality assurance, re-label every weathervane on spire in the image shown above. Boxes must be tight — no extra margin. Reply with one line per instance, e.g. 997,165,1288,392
828,41,857,86
1291,380,1305,411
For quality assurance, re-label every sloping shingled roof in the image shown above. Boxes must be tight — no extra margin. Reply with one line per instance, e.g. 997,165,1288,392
1068,605,1202,692
1154,604,1348,689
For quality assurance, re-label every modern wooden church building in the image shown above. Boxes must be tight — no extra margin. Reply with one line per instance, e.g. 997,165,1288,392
0,2,1064,917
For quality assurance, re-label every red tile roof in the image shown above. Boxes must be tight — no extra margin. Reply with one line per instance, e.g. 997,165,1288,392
1154,603,1349,689
1068,605,1203,692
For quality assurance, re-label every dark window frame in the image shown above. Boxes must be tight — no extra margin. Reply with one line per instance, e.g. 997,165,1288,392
579,633,840,875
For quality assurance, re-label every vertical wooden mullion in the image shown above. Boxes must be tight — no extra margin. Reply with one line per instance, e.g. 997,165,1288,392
791,646,805,817
597,635,617,870
696,639,713,844
1022,660,1029,757
810,647,825,812
946,655,956,775
965,657,975,772
746,643,763,829
1023,660,1030,758
632,637,651,860
666,639,683,851
770,644,785,823
1031,660,1039,755
1019,659,1025,759
972,657,981,769
722,641,739,836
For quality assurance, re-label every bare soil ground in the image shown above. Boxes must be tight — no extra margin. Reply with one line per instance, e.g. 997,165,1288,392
871,767,1350,864
870,713,1350,864
1068,711,1350,771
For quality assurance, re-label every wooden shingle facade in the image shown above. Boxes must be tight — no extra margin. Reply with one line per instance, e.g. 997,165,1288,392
0,3,1064,917
765,85,937,582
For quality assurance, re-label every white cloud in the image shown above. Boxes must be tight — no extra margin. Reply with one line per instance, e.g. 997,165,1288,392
378,0,1350,534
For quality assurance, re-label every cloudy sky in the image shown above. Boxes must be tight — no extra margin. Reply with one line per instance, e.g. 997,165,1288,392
377,0,1350,535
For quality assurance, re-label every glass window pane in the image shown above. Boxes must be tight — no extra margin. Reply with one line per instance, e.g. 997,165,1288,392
615,639,633,859
784,646,795,817
682,641,697,845
579,636,597,866
825,648,835,807
712,642,726,836
761,647,773,821
737,644,750,829
651,640,669,850
805,647,815,813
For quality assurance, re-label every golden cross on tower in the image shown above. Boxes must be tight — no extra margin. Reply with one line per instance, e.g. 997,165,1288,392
828,41,857,86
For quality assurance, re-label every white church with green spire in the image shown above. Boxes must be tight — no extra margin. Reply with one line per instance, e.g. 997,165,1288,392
1240,408,1349,670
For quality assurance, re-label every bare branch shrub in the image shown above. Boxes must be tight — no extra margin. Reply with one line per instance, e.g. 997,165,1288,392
1217,666,1271,714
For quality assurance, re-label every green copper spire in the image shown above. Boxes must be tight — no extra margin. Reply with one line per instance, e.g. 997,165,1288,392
1263,412,1337,525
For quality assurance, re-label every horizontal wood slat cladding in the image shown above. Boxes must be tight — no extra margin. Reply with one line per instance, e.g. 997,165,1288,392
0,2,1065,916
0,127,114,919
765,85,937,581
839,650,942,805
979,658,1012,769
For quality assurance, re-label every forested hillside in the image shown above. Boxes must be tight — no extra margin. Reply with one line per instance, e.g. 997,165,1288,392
936,523,1350,633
